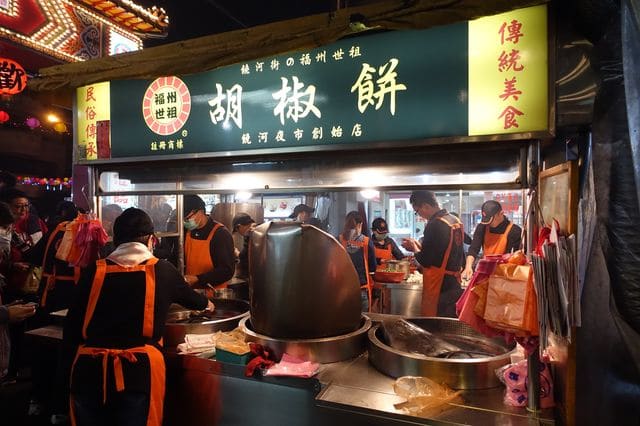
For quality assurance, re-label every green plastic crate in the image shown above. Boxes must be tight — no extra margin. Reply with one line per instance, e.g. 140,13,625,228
215,347,251,365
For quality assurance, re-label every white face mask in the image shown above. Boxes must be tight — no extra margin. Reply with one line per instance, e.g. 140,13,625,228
347,229,359,241
374,232,388,241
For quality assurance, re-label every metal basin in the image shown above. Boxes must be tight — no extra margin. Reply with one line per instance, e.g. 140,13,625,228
240,315,371,363
163,298,250,347
368,317,515,389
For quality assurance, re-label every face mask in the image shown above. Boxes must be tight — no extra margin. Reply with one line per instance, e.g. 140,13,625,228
183,218,198,230
374,232,388,241
347,229,359,241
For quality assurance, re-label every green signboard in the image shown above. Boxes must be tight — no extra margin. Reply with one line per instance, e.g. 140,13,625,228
76,5,548,161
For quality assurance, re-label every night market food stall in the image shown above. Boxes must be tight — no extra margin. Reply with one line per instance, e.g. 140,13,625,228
29,1,588,425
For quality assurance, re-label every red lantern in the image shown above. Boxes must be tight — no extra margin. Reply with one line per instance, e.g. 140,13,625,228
0,58,28,95
25,117,40,129
0,110,9,123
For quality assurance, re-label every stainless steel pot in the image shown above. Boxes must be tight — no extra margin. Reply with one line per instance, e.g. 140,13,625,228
163,298,250,347
240,315,371,363
368,317,515,389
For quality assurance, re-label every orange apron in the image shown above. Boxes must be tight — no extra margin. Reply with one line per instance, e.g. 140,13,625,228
422,215,463,316
482,222,513,256
40,221,81,307
185,222,228,289
374,243,393,264
70,258,165,426
340,235,373,311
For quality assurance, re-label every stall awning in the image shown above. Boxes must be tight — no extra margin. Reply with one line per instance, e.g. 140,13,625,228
30,0,549,92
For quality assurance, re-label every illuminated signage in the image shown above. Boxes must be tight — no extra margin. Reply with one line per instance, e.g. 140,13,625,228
76,82,111,160
76,5,549,162
468,5,548,135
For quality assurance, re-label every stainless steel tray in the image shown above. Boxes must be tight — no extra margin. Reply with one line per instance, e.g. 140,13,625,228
164,298,250,347
368,317,515,389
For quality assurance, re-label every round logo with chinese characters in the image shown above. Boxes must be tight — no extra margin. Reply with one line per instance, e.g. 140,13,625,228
142,76,191,136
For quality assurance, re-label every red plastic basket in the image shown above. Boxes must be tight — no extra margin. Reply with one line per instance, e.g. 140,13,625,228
373,271,405,283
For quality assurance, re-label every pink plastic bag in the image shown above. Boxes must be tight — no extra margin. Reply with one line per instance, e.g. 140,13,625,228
456,257,502,337
263,353,319,378
498,359,554,408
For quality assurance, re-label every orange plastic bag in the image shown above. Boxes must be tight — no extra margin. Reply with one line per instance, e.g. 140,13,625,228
483,263,538,336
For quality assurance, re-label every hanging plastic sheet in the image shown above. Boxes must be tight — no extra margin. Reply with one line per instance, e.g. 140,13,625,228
531,221,579,353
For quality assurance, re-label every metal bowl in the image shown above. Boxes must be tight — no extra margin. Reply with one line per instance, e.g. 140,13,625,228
240,315,371,363
368,317,515,389
163,298,250,347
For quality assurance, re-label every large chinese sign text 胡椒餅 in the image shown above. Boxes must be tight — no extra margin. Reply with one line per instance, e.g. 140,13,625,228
76,4,547,161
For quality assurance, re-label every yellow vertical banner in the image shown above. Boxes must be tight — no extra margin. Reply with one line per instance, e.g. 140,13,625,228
468,5,548,136
76,82,110,160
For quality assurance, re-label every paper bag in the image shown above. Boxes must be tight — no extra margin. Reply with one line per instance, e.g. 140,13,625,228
483,263,537,335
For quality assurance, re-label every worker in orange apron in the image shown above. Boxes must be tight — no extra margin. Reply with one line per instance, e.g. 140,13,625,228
64,208,211,426
371,218,404,266
461,200,522,281
40,201,82,312
183,195,235,294
401,191,465,317
339,211,377,312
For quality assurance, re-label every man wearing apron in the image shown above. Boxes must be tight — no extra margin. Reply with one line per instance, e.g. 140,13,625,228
64,208,212,426
401,191,465,317
461,200,522,281
183,195,235,291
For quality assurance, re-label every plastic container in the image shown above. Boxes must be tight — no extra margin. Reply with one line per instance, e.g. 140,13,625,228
215,348,251,365
374,271,405,283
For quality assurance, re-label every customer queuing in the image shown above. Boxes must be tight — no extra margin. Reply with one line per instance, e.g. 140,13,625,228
0,201,36,383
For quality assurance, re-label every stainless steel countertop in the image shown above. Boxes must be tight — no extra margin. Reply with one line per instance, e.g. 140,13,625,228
25,317,555,425
315,352,555,425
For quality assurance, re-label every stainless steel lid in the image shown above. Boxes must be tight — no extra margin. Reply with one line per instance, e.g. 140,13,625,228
249,221,362,339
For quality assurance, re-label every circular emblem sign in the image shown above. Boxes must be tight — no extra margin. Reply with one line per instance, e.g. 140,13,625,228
142,76,191,136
